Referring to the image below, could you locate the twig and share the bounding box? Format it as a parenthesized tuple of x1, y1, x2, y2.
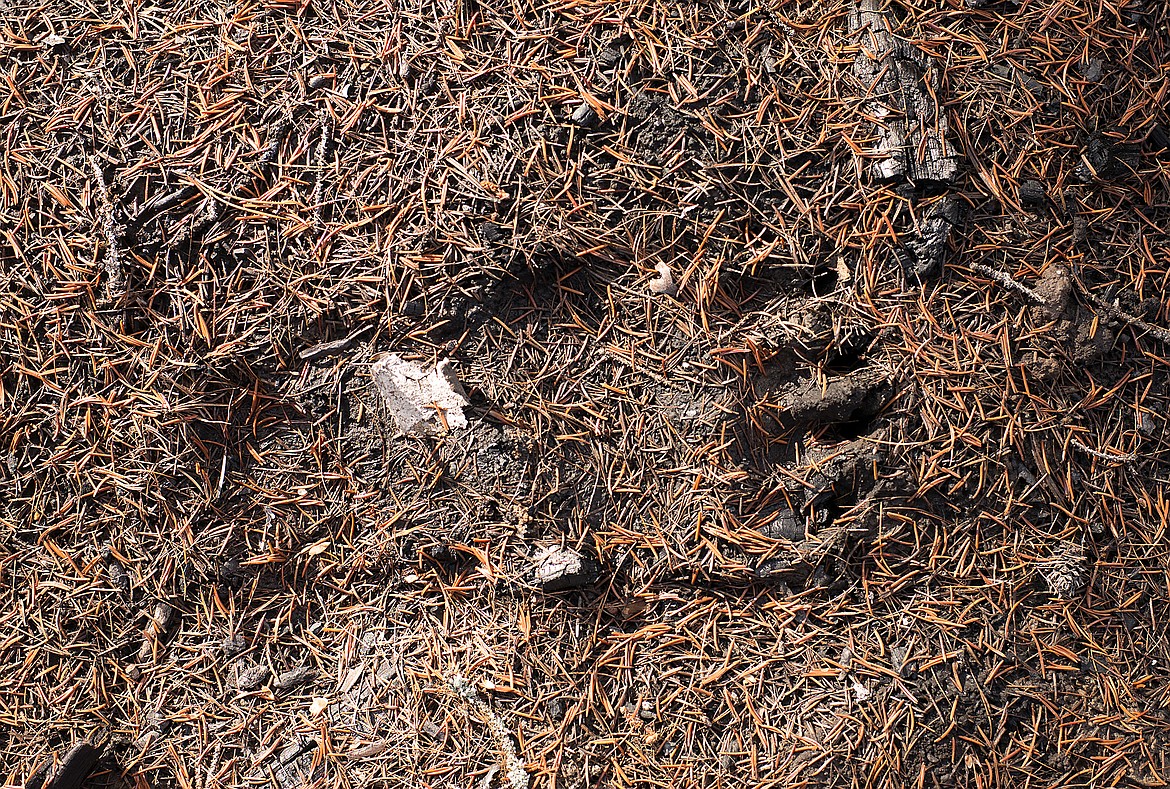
(88, 154, 125, 298)
(968, 262, 1046, 304)
(1077, 282, 1170, 344)
(1068, 437, 1137, 464)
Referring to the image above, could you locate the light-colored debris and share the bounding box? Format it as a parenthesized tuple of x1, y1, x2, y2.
(88, 154, 127, 300)
(103, 550, 130, 596)
(42, 33, 67, 51)
(852, 680, 871, 701)
(448, 675, 529, 789)
(1040, 547, 1087, 599)
(138, 601, 176, 661)
(345, 740, 388, 759)
(532, 546, 599, 591)
(371, 354, 469, 433)
(648, 262, 677, 296)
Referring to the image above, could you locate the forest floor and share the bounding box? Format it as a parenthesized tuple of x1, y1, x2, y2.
(2, 0, 1170, 787)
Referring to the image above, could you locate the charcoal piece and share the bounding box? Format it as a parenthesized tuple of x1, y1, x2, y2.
(46, 742, 102, 789)
(570, 102, 598, 128)
(596, 46, 621, 67)
(307, 74, 334, 92)
(758, 508, 804, 541)
(755, 556, 802, 579)
(1077, 59, 1103, 83)
(1074, 137, 1114, 181)
(1146, 125, 1170, 159)
(1073, 136, 1138, 181)
(902, 196, 962, 277)
(279, 739, 314, 765)
(1120, 1, 1153, 27)
(478, 221, 507, 243)
(851, 0, 960, 186)
(1019, 179, 1046, 206)
(26, 760, 51, 789)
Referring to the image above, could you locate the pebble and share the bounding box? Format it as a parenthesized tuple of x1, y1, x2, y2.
(570, 103, 598, 128)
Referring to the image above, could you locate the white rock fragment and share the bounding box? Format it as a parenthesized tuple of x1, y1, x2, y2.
(648, 262, 677, 296)
(533, 546, 599, 591)
(371, 354, 469, 433)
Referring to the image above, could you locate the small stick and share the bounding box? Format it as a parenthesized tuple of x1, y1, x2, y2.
(968, 262, 1045, 304)
(1077, 283, 1170, 344)
(88, 155, 125, 298)
(1068, 437, 1137, 464)
(312, 108, 333, 229)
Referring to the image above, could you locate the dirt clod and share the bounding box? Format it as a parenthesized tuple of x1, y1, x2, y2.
(780, 368, 890, 425)
(274, 667, 315, 691)
(237, 664, 270, 691)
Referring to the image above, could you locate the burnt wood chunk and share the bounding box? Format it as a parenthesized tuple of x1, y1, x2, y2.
(902, 195, 962, 276)
(850, 0, 959, 186)
(46, 742, 102, 789)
